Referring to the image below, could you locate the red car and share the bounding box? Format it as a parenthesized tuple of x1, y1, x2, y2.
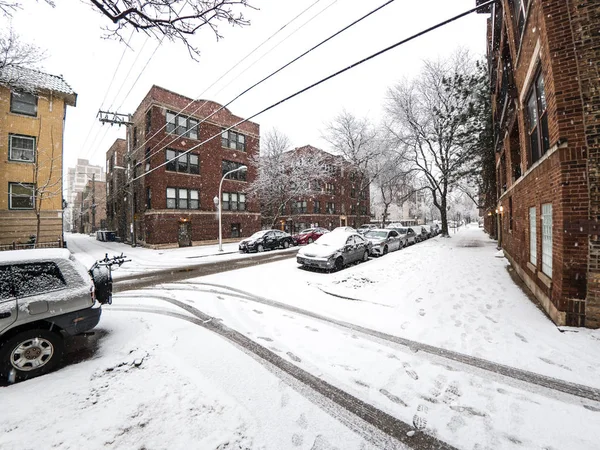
(292, 227, 329, 245)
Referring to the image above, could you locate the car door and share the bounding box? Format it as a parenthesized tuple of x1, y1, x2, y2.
(0, 265, 17, 334)
(352, 235, 367, 261)
(264, 231, 277, 250)
(388, 230, 400, 250)
(342, 236, 355, 263)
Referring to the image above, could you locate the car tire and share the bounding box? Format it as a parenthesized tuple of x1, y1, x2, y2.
(283, 240, 290, 249)
(308, 238, 313, 244)
(257, 244, 264, 252)
(0, 329, 64, 383)
(362, 251, 369, 262)
(383, 246, 388, 255)
(334, 257, 344, 271)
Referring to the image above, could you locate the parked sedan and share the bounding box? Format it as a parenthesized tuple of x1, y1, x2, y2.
(292, 227, 329, 245)
(239, 230, 293, 253)
(387, 226, 416, 246)
(364, 229, 402, 256)
(357, 224, 378, 234)
(412, 225, 428, 242)
(297, 231, 371, 271)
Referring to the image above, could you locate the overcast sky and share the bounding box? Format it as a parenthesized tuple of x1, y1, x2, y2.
(4, 0, 488, 174)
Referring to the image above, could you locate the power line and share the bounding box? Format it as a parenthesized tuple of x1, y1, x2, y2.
(130, 0, 328, 164)
(134, 0, 497, 183)
(136, 0, 389, 173)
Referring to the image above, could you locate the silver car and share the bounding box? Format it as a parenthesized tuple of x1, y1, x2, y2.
(297, 231, 371, 271)
(0, 249, 125, 383)
(364, 229, 402, 256)
(386, 225, 415, 246)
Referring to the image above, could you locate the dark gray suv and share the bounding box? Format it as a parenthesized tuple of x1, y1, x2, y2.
(0, 249, 124, 383)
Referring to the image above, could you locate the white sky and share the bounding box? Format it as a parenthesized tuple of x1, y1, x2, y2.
(3, 0, 488, 173)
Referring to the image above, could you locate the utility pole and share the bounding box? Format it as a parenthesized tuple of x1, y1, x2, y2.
(91, 172, 96, 233)
(97, 110, 136, 246)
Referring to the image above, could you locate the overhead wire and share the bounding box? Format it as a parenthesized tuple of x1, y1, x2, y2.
(130, 0, 328, 165)
(134, 0, 497, 184)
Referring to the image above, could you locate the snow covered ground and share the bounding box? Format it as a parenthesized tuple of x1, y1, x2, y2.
(3, 226, 600, 449)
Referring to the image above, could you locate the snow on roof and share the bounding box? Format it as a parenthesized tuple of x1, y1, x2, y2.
(0, 66, 77, 106)
(0, 248, 72, 264)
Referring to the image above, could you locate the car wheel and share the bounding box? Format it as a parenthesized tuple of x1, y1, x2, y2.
(0, 329, 64, 383)
(257, 244, 264, 252)
(308, 238, 313, 244)
(334, 257, 344, 271)
(283, 240, 290, 249)
(383, 246, 388, 255)
(362, 251, 369, 262)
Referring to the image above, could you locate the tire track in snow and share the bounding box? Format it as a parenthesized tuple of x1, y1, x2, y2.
(122, 281, 600, 404)
(106, 302, 455, 450)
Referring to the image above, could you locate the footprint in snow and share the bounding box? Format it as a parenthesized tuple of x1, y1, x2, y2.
(257, 336, 273, 342)
(415, 297, 423, 303)
(291, 433, 304, 446)
(305, 326, 319, 332)
(379, 388, 408, 407)
(418, 309, 426, 317)
(514, 332, 528, 343)
(401, 322, 410, 330)
(354, 379, 370, 388)
(412, 404, 428, 430)
(287, 352, 302, 363)
(252, 309, 263, 315)
(442, 381, 462, 404)
(403, 362, 419, 380)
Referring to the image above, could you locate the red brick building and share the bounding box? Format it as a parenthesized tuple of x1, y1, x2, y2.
(479, 0, 599, 327)
(105, 138, 127, 240)
(263, 145, 371, 234)
(109, 85, 261, 246)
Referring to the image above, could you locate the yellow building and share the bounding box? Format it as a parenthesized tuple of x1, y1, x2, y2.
(0, 67, 77, 247)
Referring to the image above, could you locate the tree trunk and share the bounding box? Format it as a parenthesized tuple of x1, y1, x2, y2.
(440, 196, 449, 237)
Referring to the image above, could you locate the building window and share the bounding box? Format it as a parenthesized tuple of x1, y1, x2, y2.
(350, 187, 356, 198)
(10, 91, 37, 116)
(133, 126, 138, 149)
(529, 206, 537, 266)
(511, 0, 528, 43)
(166, 111, 198, 139)
(541, 203, 552, 278)
(325, 183, 335, 195)
(222, 160, 247, 181)
(9, 183, 35, 209)
(326, 202, 335, 214)
(221, 129, 246, 151)
(145, 109, 152, 135)
(8, 135, 36, 162)
(351, 204, 356, 215)
(360, 205, 367, 215)
(231, 223, 241, 238)
(146, 187, 152, 209)
(222, 192, 246, 211)
(313, 200, 321, 214)
(166, 149, 199, 174)
(292, 200, 307, 214)
(145, 148, 151, 172)
(166, 187, 199, 210)
(359, 189, 367, 200)
(527, 70, 549, 165)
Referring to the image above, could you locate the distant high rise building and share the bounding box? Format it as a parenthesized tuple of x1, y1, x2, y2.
(65, 159, 105, 232)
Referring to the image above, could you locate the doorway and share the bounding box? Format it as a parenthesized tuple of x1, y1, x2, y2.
(178, 220, 192, 247)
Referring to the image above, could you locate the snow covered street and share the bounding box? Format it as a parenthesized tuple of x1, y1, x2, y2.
(3, 225, 600, 449)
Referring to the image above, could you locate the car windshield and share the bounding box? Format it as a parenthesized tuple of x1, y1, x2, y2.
(313, 232, 350, 247)
(299, 229, 314, 234)
(365, 230, 388, 239)
(249, 230, 269, 239)
(397, 228, 408, 233)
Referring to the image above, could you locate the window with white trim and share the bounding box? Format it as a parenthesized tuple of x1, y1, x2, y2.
(166, 149, 199, 174)
(9, 135, 36, 162)
(541, 203, 552, 277)
(222, 192, 246, 211)
(166, 111, 198, 139)
(529, 207, 537, 265)
(221, 129, 246, 151)
(527, 70, 549, 165)
(9, 183, 35, 209)
(166, 187, 199, 210)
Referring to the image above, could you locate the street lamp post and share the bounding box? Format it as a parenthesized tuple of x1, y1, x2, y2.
(216, 165, 247, 252)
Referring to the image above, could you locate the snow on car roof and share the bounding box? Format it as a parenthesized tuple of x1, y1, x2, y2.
(0, 248, 72, 264)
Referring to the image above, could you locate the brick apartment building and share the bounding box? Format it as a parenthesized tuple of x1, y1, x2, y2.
(479, 0, 600, 327)
(264, 145, 371, 234)
(108, 85, 261, 246)
(105, 138, 127, 239)
(75, 179, 106, 234)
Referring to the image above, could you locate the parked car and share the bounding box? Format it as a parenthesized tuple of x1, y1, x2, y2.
(292, 227, 329, 246)
(387, 225, 416, 246)
(364, 229, 403, 256)
(356, 224, 378, 234)
(0, 249, 126, 383)
(420, 224, 432, 239)
(331, 226, 357, 233)
(411, 225, 428, 242)
(428, 223, 440, 236)
(297, 231, 371, 271)
(238, 230, 294, 253)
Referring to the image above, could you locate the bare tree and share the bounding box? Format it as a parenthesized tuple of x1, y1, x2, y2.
(0, 28, 46, 91)
(248, 129, 330, 229)
(323, 110, 389, 212)
(90, 0, 255, 59)
(0, 0, 54, 17)
(385, 50, 482, 237)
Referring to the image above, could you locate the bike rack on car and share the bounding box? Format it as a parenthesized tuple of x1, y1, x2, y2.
(88, 253, 130, 305)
